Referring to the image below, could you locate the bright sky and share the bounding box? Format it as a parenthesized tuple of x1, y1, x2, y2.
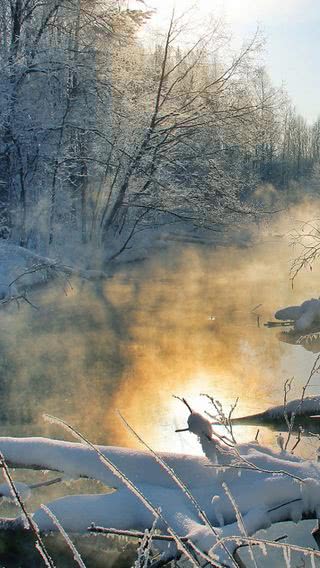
(132, 0, 320, 123)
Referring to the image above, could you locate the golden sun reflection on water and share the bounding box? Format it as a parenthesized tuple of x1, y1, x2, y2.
(110, 347, 283, 456)
(106, 204, 320, 456)
(1, 201, 320, 460)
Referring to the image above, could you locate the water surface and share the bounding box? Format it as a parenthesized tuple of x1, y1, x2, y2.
(1, 224, 320, 460)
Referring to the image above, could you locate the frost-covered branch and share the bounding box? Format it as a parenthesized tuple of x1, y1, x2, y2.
(0, 453, 55, 568)
(1, 403, 320, 566)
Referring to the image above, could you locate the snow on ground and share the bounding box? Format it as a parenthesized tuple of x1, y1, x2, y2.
(1, 411, 320, 565)
(0, 240, 108, 299)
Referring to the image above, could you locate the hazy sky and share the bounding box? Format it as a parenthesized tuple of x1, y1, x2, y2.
(136, 0, 320, 123)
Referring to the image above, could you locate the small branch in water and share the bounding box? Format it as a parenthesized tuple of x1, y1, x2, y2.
(251, 304, 262, 313)
(251, 304, 262, 328)
(29, 476, 63, 490)
(264, 321, 293, 328)
(291, 426, 304, 454)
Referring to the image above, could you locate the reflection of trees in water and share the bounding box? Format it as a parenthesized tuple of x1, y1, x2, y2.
(0, 277, 140, 440)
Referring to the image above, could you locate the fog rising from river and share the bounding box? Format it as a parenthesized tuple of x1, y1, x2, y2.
(1, 200, 320, 456)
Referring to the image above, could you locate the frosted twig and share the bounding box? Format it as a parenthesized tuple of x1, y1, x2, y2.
(211, 534, 320, 564)
(41, 504, 86, 568)
(233, 533, 287, 566)
(173, 395, 193, 413)
(202, 394, 238, 445)
(134, 517, 158, 568)
(222, 482, 258, 568)
(88, 526, 188, 542)
(89, 526, 228, 568)
(206, 448, 305, 482)
(0, 453, 55, 568)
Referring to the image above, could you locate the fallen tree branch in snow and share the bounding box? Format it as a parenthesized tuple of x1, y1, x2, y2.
(88, 525, 188, 542)
(1, 399, 320, 566)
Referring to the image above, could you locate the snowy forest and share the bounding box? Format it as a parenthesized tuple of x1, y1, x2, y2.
(2, 1, 320, 567)
(1, 0, 320, 256)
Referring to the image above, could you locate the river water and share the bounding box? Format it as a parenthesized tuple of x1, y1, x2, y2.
(1, 218, 320, 461)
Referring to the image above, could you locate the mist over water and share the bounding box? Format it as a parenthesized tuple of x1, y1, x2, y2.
(1, 200, 320, 457)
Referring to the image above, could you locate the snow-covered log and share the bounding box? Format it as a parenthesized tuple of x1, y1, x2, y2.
(1, 411, 320, 565)
(228, 395, 320, 425)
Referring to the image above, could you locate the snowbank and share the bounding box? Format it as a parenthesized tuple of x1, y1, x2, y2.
(0, 241, 108, 299)
(0, 423, 320, 565)
(275, 298, 320, 332)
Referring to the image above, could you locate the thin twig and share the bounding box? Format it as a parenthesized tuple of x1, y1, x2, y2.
(41, 505, 86, 568)
(0, 453, 55, 568)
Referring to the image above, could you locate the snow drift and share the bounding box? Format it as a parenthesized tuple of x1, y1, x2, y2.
(0, 410, 320, 565)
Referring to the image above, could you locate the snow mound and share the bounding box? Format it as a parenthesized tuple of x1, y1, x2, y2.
(275, 298, 320, 332)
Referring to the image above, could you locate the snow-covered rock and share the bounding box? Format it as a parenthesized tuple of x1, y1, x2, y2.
(275, 298, 320, 332)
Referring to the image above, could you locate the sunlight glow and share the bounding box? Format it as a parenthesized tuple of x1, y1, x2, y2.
(142, 0, 304, 27)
